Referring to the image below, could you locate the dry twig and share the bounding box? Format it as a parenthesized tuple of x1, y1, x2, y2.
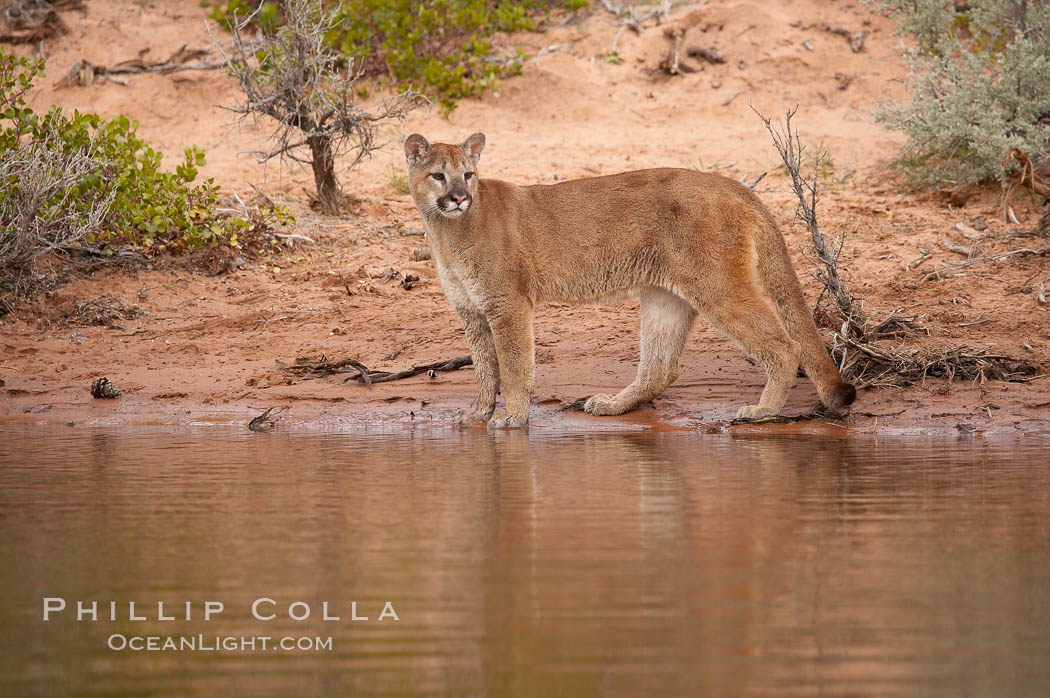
(920, 244, 1050, 283)
(0, 120, 116, 309)
(248, 406, 288, 431)
(753, 106, 1037, 389)
(280, 355, 473, 386)
(57, 46, 226, 88)
(941, 233, 974, 257)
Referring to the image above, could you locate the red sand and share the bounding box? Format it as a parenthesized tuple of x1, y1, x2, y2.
(2, 1, 1048, 436)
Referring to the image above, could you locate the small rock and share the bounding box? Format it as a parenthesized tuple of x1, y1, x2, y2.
(410, 246, 431, 262)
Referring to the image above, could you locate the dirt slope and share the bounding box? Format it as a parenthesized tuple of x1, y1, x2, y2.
(2, 0, 1048, 436)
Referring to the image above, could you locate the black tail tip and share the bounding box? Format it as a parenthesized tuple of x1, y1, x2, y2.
(828, 381, 857, 409)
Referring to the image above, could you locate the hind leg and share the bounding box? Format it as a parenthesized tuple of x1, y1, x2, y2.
(584, 288, 695, 416)
(699, 294, 802, 419)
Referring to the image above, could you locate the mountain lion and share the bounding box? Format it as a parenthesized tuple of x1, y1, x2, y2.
(405, 132, 856, 428)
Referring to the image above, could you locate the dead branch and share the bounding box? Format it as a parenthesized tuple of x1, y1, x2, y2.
(831, 337, 1039, 389)
(1002, 149, 1050, 224)
(248, 405, 287, 431)
(279, 355, 473, 387)
(212, 0, 423, 215)
(752, 105, 871, 335)
(941, 233, 974, 257)
(741, 170, 767, 189)
(902, 248, 933, 271)
(920, 244, 1050, 282)
(601, 0, 667, 32)
(722, 90, 744, 106)
(280, 355, 373, 386)
(752, 106, 1037, 390)
(0, 119, 116, 308)
(57, 46, 226, 88)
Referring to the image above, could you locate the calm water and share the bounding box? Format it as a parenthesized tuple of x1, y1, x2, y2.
(1, 426, 1049, 697)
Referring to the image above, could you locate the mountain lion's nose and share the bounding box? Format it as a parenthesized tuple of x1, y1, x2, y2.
(450, 192, 468, 204)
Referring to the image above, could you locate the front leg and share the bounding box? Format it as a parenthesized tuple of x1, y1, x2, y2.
(486, 302, 534, 428)
(453, 306, 500, 425)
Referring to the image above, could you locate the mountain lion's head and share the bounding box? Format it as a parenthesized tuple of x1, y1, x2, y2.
(404, 132, 485, 219)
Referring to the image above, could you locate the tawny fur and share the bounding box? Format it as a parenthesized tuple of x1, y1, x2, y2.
(405, 132, 856, 428)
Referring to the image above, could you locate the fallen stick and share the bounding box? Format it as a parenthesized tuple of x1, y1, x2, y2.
(902, 248, 933, 271)
(272, 233, 316, 244)
(248, 406, 287, 431)
(941, 233, 974, 257)
(362, 356, 473, 384)
(722, 90, 744, 106)
(57, 45, 227, 88)
(280, 356, 373, 386)
(920, 244, 1050, 283)
(280, 355, 473, 387)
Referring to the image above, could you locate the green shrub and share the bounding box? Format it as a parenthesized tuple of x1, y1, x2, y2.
(870, 0, 1050, 188)
(209, 0, 588, 110)
(205, 0, 281, 35)
(1, 49, 283, 254)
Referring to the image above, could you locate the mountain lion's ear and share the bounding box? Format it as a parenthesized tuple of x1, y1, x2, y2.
(462, 132, 485, 163)
(405, 134, 431, 164)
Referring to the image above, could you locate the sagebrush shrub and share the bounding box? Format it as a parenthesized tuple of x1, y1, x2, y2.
(871, 0, 1050, 188)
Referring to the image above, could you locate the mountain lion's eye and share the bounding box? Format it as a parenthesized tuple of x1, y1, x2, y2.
(464, 172, 474, 180)
(431, 173, 445, 181)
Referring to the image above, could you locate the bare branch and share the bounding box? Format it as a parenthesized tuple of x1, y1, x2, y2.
(0, 118, 116, 307)
(749, 106, 1035, 390)
(751, 104, 867, 335)
(212, 0, 424, 215)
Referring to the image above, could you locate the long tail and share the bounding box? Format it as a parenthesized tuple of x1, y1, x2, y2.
(750, 212, 857, 410)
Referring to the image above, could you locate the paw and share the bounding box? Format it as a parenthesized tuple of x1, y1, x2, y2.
(487, 410, 528, 428)
(453, 408, 493, 426)
(735, 405, 779, 420)
(583, 394, 622, 416)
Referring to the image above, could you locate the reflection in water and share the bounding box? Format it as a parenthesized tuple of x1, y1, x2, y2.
(1, 427, 1049, 696)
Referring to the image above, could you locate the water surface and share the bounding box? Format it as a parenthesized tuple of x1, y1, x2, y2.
(1, 427, 1049, 696)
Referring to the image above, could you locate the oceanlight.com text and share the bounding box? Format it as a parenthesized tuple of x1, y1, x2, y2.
(107, 634, 333, 652)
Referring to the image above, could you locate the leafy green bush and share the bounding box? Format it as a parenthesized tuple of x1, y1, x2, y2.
(1, 49, 281, 254)
(870, 0, 1050, 188)
(205, 0, 281, 35)
(209, 0, 587, 109)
